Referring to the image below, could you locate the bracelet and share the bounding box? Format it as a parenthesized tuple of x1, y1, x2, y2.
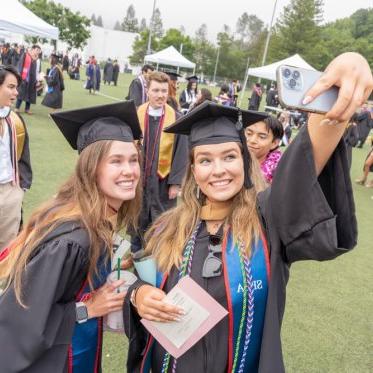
(130, 287, 140, 308)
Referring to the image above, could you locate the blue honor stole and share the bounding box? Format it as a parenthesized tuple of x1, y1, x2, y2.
(69, 258, 111, 373)
(140, 231, 270, 373)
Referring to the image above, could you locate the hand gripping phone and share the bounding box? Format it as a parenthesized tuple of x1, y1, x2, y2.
(276, 65, 339, 114)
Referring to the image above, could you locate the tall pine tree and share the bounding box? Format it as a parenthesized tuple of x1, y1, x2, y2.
(270, 0, 324, 66)
(122, 4, 139, 33)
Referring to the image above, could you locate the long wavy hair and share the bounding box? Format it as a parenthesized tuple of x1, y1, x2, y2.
(0, 140, 142, 305)
(145, 145, 267, 273)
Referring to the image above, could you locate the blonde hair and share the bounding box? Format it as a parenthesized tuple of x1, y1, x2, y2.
(0, 140, 142, 305)
(145, 146, 267, 273)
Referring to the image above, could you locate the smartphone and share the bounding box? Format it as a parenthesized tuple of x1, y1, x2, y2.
(276, 65, 339, 114)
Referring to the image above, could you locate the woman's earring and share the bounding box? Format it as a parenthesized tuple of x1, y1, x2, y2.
(196, 186, 200, 199)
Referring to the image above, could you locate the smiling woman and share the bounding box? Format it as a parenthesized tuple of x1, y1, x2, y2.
(0, 101, 143, 372)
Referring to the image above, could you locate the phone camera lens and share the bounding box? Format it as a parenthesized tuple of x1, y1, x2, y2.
(289, 79, 297, 88)
(283, 68, 291, 78)
(292, 70, 300, 79)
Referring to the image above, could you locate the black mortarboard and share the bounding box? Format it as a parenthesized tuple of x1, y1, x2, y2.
(165, 71, 181, 81)
(186, 75, 198, 82)
(50, 101, 142, 153)
(164, 101, 268, 188)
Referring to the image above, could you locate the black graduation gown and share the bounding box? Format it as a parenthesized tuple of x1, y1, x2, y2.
(343, 125, 359, 169)
(112, 64, 120, 85)
(41, 67, 64, 109)
(17, 53, 37, 104)
(127, 78, 145, 107)
(356, 111, 372, 147)
(0, 222, 90, 373)
(103, 62, 114, 83)
(139, 113, 188, 230)
(248, 91, 262, 111)
(124, 125, 357, 372)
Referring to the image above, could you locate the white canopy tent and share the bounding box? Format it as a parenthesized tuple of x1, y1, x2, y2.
(247, 54, 315, 81)
(0, 0, 59, 40)
(239, 54, 316, 106)
(144, 46, 196, 72)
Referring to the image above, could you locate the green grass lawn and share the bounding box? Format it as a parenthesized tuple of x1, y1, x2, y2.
(22, 72, 372, 372)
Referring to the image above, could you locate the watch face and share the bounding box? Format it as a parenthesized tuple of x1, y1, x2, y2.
(76, 305, 88, 321)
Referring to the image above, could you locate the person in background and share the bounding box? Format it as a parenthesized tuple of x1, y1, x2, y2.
(265, 82, 279, 111)
(103, 58, 113, 85)
(126, 64, 155, 107)
(15, 44, 41, 115)
(355, 146, 373, 187)
(112, 60, 120, 86)
(248, 82, 263, 111)
(246, 116, 284, 183)
(179, 75, 198, 110)
(344, 113, 359, 169)
(165, 71, 181, 112)
(62, 52, 69, 72)
(215, 84, 232, 106)
(130, 71, 188, 253)
(278, 111, 292, 146)
(355, 104, 373, 148)
(41, 53, 64, 111)
(0, 101, 142, 372)
(85, 56, 101, 95)
(228, 79, 241, 107)
(189, 88, 213, 111)
(0, 65, 32, 252)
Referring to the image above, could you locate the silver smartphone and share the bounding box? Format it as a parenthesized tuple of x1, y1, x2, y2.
(276, 65, 339, 114)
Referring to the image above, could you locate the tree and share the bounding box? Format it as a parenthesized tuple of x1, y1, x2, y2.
(158, 28, 195, 61)
(139, 18, 147, 33)
(22, 0, 91, 49)
(121, 4, 139, 33)
(236, 13, 264, 44)
(269, 0, 324, 66)
(91, 14, 97, 25)
(193, 24, 216, 76)
(96, 15, 103, 27)
(114, 21, 122, 31)
(129, 29, 159, 65)
(152, 8, 164, 38)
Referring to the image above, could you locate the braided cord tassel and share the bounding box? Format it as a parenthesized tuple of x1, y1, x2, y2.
(231, 242, 248, 372)
(161, 222, 201, 373)
(237, 241, 254, 373)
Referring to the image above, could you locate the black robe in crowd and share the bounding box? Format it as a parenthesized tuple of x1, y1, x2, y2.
(248, 90, 262, 111)
(356, 111, 372, 147)
(103, 61, 113, 84)
(17, 53, 38, 104)
(343, 124, 359, 169)
(130, 113, 188, 252)
(0, 222, 90, 373)
(127, 78, 145, 107)
(124, 125, 357, 372)
(41, 67, 64, 109)
(112, 63, 120, 86)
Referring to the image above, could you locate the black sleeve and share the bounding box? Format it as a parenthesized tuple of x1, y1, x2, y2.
(123, 279, 150, 372)
(0, 239, 88, 372)
(18, 120, 32, 190)
(128, 79, 143, 107)
(168, 132, 189, 185)
(269, 125, 357, 263)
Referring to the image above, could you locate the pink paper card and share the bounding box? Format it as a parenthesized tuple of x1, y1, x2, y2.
(141, 276, 228, 359)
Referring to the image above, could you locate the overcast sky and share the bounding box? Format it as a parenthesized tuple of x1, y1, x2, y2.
(56, 0, 372, 41)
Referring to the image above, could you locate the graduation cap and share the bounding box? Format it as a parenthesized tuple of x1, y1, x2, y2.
(164, 101, 268, 188)
(50, 101, 142, 153)
(164, 70, 181, 81)
(186, 75, 198, 82)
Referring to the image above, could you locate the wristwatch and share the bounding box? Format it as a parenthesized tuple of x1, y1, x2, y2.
(75, 302, 88, 324)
